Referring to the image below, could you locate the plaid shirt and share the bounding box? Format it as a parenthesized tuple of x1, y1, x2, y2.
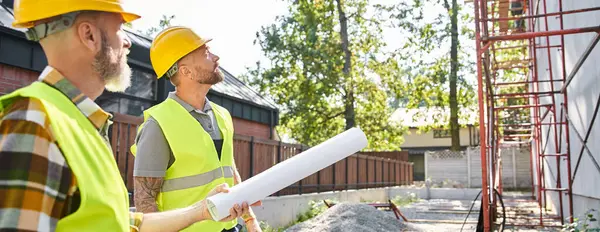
(0, 66, 143, 231)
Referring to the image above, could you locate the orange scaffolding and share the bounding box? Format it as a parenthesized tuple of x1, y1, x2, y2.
(472, 0, 600, 231)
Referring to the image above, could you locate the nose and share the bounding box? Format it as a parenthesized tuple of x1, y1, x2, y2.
(123, 33, 132, 49)
(212, 53, 220, 62)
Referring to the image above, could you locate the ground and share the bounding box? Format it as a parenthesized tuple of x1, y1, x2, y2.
(397, 192, 563, 232)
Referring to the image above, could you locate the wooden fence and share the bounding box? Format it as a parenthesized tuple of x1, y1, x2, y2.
(109, 113, 413, 198)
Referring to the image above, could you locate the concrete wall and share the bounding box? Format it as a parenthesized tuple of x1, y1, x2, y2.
(531, 0, 600, 222)
(402, 127, 476, 147)
(250, 187, 480, 228)
(425, 146, 532, 189)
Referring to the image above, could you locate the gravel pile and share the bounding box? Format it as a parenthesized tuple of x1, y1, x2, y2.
(285, 203, 406, 232)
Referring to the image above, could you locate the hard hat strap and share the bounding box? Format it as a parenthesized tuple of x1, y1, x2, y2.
(165, 64, 178, 79)
(25, 12, 80, 41)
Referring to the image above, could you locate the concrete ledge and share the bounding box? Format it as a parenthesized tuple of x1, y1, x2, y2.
(251, 187, 481, 228)
(429, 188, 481, 200)
(251, 188, 392, 228)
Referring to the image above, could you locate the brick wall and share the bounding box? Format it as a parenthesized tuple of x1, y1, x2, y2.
(232, 117, 272, 139)
(0, 64, 38, 94)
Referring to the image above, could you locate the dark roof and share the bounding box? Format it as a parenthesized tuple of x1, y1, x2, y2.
(0, 5, 278, 111)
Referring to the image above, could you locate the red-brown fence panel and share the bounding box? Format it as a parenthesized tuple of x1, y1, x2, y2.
(109, 113, 414, 199)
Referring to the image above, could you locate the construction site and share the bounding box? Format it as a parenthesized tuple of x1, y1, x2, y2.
(0, 0, 598, 231)
(469, 0, 600, 230)
(250, 0, 600, 231)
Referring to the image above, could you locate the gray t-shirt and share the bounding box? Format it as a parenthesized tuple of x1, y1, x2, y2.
(133, 92, 221, 177)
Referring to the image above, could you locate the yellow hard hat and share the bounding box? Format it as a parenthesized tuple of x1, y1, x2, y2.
(150, 26, 212, 79)
(12, 0, 141, 28)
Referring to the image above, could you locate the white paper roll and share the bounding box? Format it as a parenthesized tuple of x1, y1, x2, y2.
(206, 127, 368, 221)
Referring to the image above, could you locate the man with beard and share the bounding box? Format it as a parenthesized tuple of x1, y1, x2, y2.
(0, 1, 246, 231)
(130, 26, 262, 232)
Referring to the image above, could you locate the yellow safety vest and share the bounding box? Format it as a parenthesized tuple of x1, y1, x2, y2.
(131, 98, 237, 232)
(0, 82, 130, 231)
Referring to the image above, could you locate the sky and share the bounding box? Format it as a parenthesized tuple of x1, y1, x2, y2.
(127, 0, 290, 77)
(126, 0, 473, 79)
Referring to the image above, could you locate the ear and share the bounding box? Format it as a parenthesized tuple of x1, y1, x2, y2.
(179, 64, 194, 79)
(76, 22, 101, 53)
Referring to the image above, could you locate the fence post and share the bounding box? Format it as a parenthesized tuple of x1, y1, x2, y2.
(402, 162, 406, 185)
(512, 147, 517, 189)
(298, 145, 303, 195)
(409, 163, 413, 184)
(406, 162, 409, 185)
(345, 157, 349, 191)
(388, 160, 392, 186)
(249, 136, 254, 178)
(356, 155, 360, 189)
(332, 161, 336, 192)
(276, 141, 282, 196)
(381, 159, 384, 187)
(366, 157, 369, 189)
(467, 148, 472, 188)
(373, 157, 377, 188)
(317, 170, 321, 193)
(394, 161, 397, 185)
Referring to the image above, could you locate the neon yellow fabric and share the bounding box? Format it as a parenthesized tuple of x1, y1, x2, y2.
(0, 82, 130, 231)
(131, 98, 237, 231)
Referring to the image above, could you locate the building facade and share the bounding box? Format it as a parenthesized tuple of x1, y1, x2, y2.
(391, 107, 480, 181)
(0, 1, 279, 140)
(531, 0, 600, 221)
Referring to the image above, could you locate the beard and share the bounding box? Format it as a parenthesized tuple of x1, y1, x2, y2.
(93, 31, 132, 92)
(195, 65, 224, 85)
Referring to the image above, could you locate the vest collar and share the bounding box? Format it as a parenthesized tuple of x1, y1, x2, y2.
(37, 66, 112, 132)
(167, 91, 213, 114)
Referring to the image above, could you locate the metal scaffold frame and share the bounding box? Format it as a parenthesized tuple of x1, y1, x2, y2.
(472, 0, 600, 231)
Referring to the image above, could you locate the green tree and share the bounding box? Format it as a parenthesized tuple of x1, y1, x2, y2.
(246, 0, 404, 151)
(378, 0, 476, 151)
(140, 15, 175, 37)
(447, 0, 460, 150)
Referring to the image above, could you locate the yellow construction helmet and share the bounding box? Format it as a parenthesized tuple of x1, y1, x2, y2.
(150, 26, 212, 79)
(12, 0, 141, 28)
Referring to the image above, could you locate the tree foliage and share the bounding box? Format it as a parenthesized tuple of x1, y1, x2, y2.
(140, 15, 175, 37)
(246, 0, 404, 151)
(377, 0, 477, 149)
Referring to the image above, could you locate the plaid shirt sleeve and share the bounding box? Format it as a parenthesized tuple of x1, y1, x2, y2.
(0, 97, 142, 232)
(0, 97, 75, 231)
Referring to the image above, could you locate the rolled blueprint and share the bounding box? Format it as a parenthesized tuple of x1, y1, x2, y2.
(206, 127, 368, 221)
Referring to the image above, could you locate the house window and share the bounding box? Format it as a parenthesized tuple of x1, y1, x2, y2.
(433, 129, 451, 138)
(124, 68, 157, 100)
(96, 66, 157, 117)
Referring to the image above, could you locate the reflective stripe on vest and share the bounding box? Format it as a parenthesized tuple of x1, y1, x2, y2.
(0, 82, 130, 231)
(132, 98, 238, 232)
(162, 166, 235, 192)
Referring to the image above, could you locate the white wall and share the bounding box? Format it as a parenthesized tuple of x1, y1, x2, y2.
(531, 0, 600, 222)
(425, 146, 532, 189)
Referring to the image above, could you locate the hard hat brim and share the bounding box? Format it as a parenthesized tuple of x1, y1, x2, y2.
(121, 12, 141, 23)
(12, 10, 142, 28)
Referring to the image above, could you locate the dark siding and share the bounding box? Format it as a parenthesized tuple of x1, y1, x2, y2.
(0, 34, 41, 71)
(0, 4, 278, 128)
